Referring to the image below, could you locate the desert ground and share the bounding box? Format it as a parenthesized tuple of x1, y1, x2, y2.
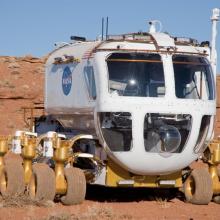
(0, 56, 219, 220)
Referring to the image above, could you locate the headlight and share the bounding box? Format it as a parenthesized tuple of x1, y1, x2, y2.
(159, 125, 181, 153)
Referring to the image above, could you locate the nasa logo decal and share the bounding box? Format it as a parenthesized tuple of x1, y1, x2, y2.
(62, 66, 72, 95)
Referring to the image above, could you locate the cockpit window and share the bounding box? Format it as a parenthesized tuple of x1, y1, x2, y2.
(173, 55, 214, 100)
(107, 53, 165, 97)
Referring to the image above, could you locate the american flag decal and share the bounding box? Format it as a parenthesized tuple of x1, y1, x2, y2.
(82, 49, 94, 59)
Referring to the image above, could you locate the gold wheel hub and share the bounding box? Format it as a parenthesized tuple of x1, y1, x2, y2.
(185, 176, 195, 198)
(29, 174, 37, 199)
(0, 171, 7, 193)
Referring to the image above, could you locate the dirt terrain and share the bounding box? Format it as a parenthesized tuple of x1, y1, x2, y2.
(0, 56, 220, 220)
(0, 56, 45, 135)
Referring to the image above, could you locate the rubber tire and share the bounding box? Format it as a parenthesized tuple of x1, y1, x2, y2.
(61, 167, 86, 205)
(184, 168, 213, 205)
(4, 152, 23, 165)
(0, 159, 25, 197)
(29, 163, 55, 201)
(213, 168, 220, 204)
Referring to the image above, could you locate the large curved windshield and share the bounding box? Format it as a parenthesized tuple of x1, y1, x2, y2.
(173, 55, 214, 100)
(107, 53, 165, 97)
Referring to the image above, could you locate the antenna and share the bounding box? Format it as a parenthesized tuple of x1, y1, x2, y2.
(101, 17, 104, 41)
(106, 16, 109, 40)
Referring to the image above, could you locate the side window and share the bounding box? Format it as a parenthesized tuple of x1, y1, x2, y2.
(84, 66, 97, 100)
(173, 55, 214, 100)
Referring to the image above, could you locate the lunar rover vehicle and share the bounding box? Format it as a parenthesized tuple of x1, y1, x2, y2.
(0, 8, 219, 205)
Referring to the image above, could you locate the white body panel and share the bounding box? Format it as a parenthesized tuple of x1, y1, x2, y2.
(45, 41, 100, 114)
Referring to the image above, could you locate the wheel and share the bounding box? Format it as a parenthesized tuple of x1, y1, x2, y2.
(28, 163, 55, 201)
(4, 151, 23, 164)
(184, 168, 213, 205)
(213, 195, 220, 204)
(61, 167, 86, 205)
(213, 168, 220, 204)
(0, 159, 25, 197)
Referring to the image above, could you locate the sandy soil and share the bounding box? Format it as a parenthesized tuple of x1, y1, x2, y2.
(0, 187, 220, 220)
(0, 56, 219, 220)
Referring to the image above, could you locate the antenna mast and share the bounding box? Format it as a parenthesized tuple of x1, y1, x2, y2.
(106, 17, 109, 40)
(101, 17, 104, 41)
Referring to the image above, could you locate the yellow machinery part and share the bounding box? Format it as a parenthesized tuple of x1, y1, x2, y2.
(206, 139, 220, 195)
(54, 139, 69, 195)
(0, 137, 8, 174)
(209, 165, 220, 194)
(21, 137, 36, 185)
(207, 139, 220, 164)
(106, 159, 182, 188)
